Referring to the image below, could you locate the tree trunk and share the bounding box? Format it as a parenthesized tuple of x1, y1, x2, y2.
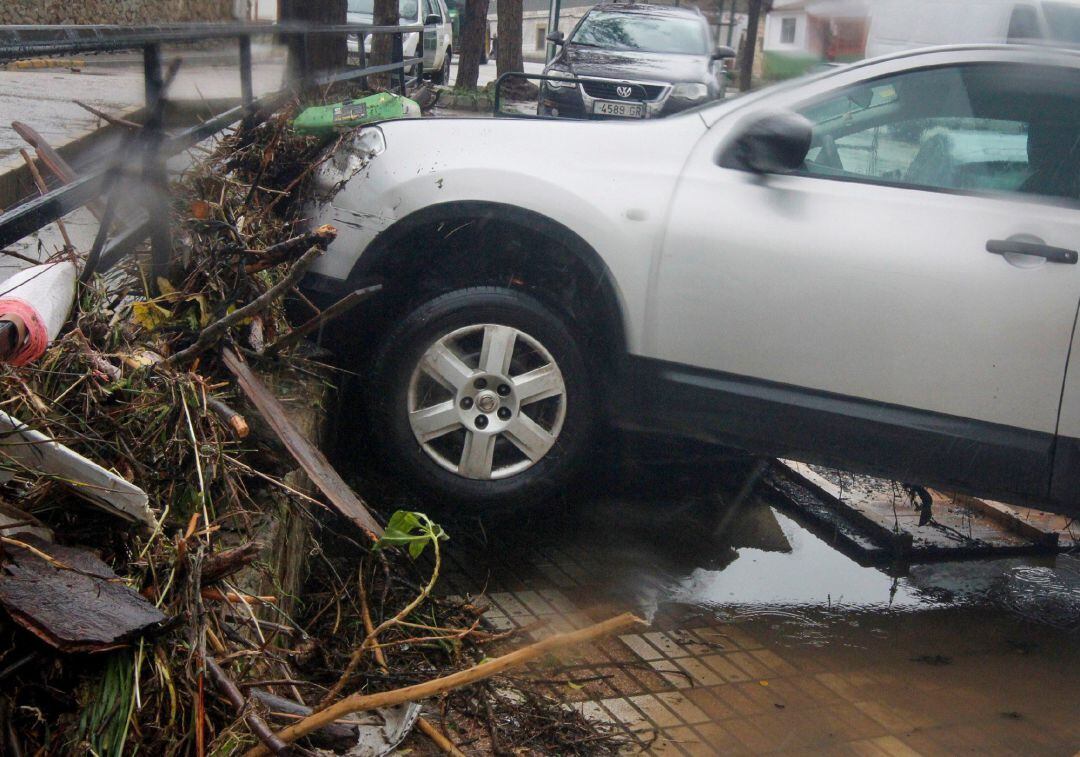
(738, 0, 763, 92)
(370, 0, 400, 89)
(496, 0, 523, 78)
(279, 0, 348, 84)
(454, 0, 490, 90)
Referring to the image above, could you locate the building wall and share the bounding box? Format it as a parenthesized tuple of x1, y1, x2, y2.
(489, 7, 590, 61)
(0, 0, 237, 25)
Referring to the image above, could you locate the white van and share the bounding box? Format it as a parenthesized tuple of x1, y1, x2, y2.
(865, 0, 1080, 58)
(347, 0, 454, 84)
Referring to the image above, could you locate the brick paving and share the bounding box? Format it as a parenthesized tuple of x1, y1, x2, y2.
(441, 485, 1080, 756)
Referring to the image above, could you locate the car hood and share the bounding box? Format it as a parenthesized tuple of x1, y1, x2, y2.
(560, 45, 711, 84)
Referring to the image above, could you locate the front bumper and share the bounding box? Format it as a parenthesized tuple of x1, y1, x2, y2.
(538, 77, 706, 120)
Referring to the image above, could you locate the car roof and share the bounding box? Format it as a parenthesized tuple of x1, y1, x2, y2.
(696, 43, 1080, 126)
(589, 2, 705, 20)
(831, 42, 1080, 77)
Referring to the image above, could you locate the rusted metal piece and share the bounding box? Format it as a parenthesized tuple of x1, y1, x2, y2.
(0, 535, 166, 652)
(222, 347, 383, 538)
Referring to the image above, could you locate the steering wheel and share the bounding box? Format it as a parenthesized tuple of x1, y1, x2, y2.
(817, 134, 844, 170)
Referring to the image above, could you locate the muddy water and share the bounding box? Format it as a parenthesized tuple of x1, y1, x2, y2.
(443, 441, 1080, 753)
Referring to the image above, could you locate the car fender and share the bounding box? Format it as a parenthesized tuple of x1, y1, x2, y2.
(307, 116, 707, 352)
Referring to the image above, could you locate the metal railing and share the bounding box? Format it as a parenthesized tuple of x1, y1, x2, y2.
(0, 22, 426, 284)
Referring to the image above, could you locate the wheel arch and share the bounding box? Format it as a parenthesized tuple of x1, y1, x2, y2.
(348, 200, 630, 375)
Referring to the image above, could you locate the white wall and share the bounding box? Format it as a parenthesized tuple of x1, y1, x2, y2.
(763, 10, 808, 52)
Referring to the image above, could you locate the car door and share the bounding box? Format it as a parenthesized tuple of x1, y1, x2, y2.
(422, 0, 441, 69)
(650, 58, 1080, 502)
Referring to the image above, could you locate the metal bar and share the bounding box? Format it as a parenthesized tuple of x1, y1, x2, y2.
(141, 43, 171, 288)
(0, 22, 425, 63)
(392, 31, 406, 96)
(358, 31, 369, 89)
(546, 0, 562, 63)
(0, 26, 423, 249)
(238, 35, 253, 108)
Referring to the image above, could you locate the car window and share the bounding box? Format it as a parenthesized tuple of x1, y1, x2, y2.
(571, 11, 710, 55)
(424, 0, 441, 21)
(348, 0, 419, 21)
(797, 64, 1080, 201)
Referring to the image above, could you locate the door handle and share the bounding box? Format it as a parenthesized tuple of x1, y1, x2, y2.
(986, 239, 1078, 264)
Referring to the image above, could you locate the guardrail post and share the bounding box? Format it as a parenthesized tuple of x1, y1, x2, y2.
(392, 31, 406, 95)
(239, 35, 254, 109)
(142, 43, 171, 292)
(358, 31, 369, 89)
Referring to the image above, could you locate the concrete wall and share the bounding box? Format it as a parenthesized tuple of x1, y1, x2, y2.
(0, 0, 236, 26)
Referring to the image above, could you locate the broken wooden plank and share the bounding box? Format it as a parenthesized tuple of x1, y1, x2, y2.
(222, 347, 383, 538)
(774, 459, 1057, 561)
(776, 460, 913, 556)
(0, 410, 156, 527)
(0, 534, 166, 653)
(929, 489, 1059, 549)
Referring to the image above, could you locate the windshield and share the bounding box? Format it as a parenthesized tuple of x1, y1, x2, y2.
(1043, 2, 1080, 43)
(570, 11, 710, 55)
(347, 0, 419, 21)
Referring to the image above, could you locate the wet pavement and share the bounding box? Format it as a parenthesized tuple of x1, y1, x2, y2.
(438, 439, 1080, 754)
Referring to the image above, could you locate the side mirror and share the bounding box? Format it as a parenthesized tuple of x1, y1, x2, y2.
(717, 110, 813, 174)
(546, 30, 565, 45)
(424, 13, 441, 24)
(711, 45, 736, 60)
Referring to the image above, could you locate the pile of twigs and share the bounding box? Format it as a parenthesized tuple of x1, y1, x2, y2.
(0, 105, 633, 755)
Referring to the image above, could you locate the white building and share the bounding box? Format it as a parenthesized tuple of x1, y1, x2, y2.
(762, 0, 869, 78)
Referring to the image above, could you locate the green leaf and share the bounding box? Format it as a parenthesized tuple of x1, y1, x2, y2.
(373, 510, 448, 558)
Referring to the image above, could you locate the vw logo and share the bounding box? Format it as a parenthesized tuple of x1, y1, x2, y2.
(616, 85, 633, 98)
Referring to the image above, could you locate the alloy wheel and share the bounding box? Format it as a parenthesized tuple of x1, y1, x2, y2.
(407, 323, 567, 480)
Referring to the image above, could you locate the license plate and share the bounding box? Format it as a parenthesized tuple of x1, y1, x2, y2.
(593, 99, 644, 118)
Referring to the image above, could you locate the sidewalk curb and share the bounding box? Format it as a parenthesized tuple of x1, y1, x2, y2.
(3, 58, 87, 70)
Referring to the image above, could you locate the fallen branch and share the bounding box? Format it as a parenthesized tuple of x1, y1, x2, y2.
(73, 100, 142, 130)
(244, 612, 646, 756)
(200, 542, 261, 585)
(265, 285, 380, 356)
(208, 398, 250, 439)
(205, 657, 291, 755)
(243, 226, 337, 274)
(20, 149, 73, 250)
(166, 244, 324, 366)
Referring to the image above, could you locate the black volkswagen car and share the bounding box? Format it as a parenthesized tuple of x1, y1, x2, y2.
(538, 3, 733, 119)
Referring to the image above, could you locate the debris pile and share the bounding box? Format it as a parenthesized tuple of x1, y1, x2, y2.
(0, 103, 638, 754)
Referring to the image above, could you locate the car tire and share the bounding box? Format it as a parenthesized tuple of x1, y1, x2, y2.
(369, 287, 595, 512)
(432, 48, 451, 84)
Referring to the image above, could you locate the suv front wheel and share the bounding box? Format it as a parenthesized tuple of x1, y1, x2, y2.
(370, 287, 595, 510)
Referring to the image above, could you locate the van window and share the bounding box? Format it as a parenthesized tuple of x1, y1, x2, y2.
(1007, 6, 1041, 41)
(797, 64, 1080, 201)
